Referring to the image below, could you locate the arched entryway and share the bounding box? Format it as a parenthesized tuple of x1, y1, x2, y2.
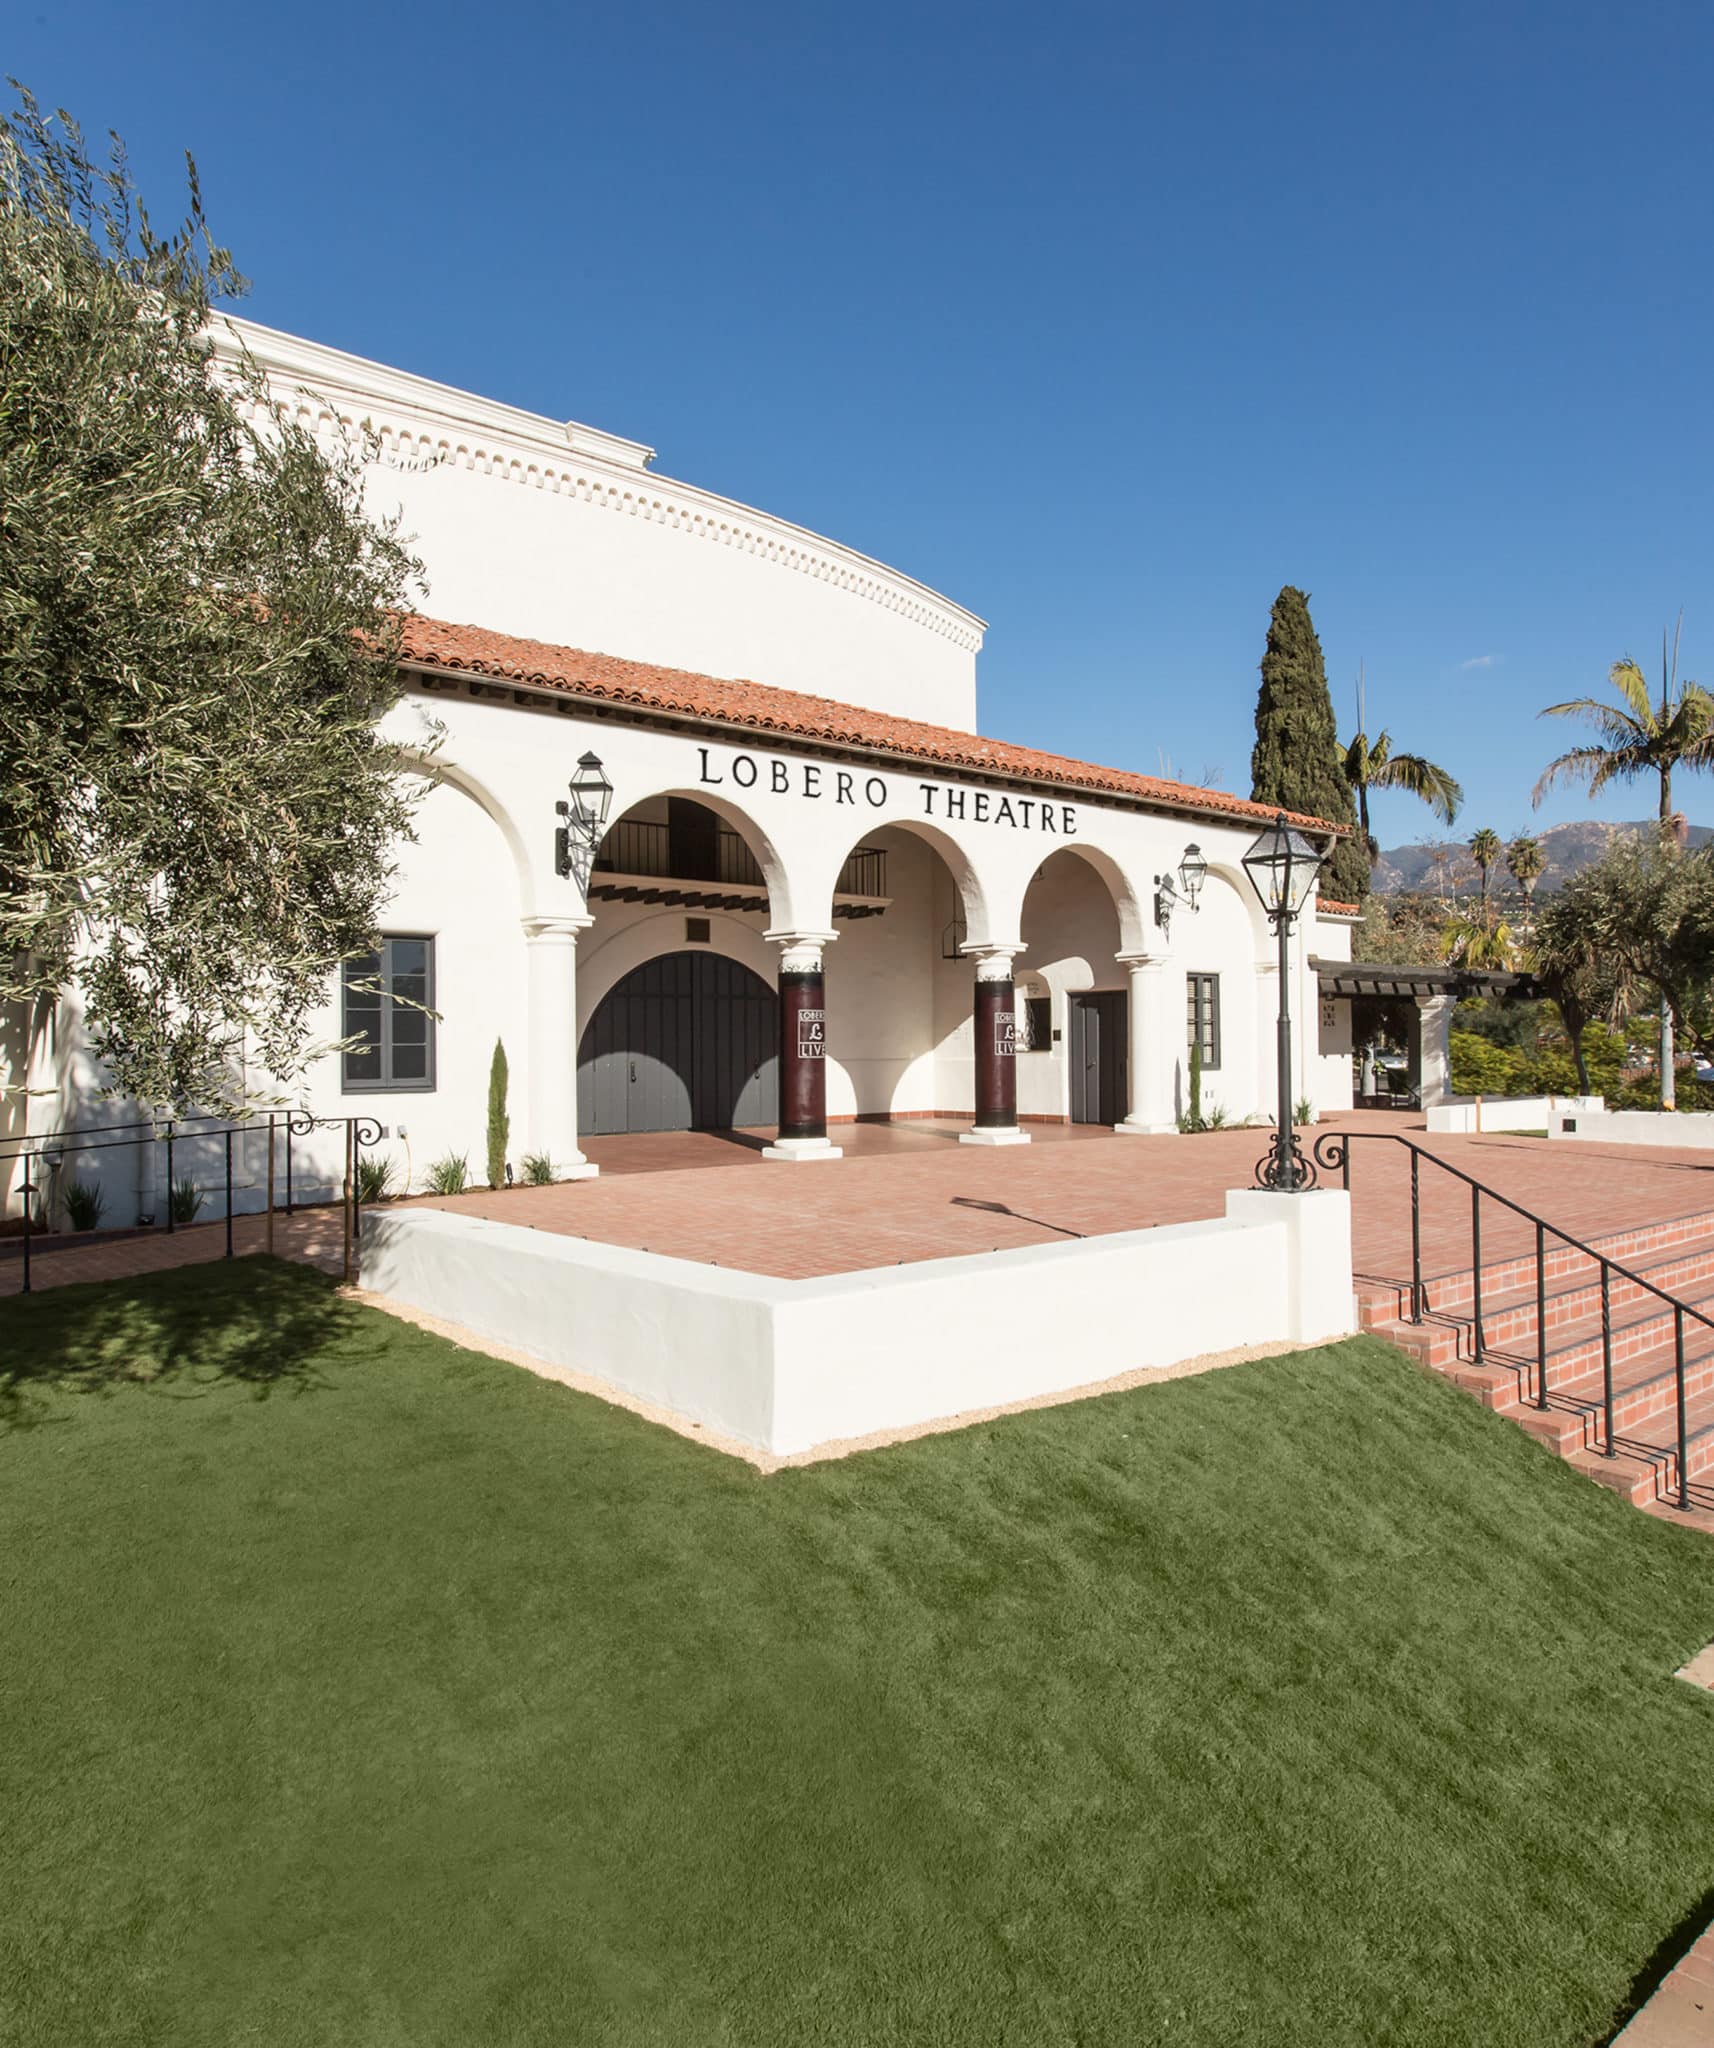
(576, 954, 779, 1135)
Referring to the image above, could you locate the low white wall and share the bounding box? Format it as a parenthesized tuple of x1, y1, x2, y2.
(1428, 1094, 1602, 1135)
(362, 1190, 1353, 1457)
(1550, 1107, 1714, 1149)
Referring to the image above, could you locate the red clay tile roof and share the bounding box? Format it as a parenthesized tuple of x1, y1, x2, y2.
(397, 614, 1346, 835)
(1316, 898, 1363, 916)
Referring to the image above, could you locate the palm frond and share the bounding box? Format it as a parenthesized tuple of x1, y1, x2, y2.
(1368, 751, 1463, 823)
(1539, 698, 1651, 749)
(1532, 746, 1647, 807)
(1607, 658, 1656, 730)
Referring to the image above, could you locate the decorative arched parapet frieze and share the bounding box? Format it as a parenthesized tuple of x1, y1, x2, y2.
(215, 318, 985, 656)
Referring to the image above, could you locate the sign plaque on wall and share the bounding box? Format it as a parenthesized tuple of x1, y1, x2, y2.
(798, 1009, 826, 1059)
(994, 1011, 1016, 1058)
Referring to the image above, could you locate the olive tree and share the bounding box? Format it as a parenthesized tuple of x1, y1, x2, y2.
(1, 88, 425, 1110)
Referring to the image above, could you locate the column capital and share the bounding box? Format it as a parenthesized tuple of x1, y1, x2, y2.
(521, 914, 594, 943)
(765, 928, 837, 974)
(961, 941, 1025, 980)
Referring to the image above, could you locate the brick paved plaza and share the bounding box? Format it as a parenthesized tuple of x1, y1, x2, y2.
(10, 1111, 1714, 1297)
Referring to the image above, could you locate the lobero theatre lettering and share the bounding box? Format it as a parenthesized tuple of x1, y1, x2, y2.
(696, 747, 1076, 835)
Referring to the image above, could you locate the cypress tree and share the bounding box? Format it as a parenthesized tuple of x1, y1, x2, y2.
(486, 1039, 510, 1189)
(1249, 586, 1369, 903)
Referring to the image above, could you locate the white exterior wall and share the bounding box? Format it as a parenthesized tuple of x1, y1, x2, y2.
(222, 318, 984, 734)
(248, 689, 1294, 1173)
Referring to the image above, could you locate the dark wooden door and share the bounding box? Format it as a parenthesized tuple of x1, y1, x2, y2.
(1068, 991, 1128, 1125)
(577, 953, 779, 1135)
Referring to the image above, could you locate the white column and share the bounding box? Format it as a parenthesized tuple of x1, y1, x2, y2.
(1114, 952, 1181, 1134)
(523, 916, 599, 1181)
(1418, 994, 1456, 1109)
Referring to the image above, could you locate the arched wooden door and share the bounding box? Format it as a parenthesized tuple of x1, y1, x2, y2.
(576, 953, 779, 1135)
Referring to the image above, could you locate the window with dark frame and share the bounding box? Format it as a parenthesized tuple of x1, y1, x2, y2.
(343, 936, 435, 1092)
(1024, 995, 1052, 1050)
(1186, 972, 1221, 1070)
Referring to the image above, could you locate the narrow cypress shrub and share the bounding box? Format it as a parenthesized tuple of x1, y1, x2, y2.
(486, 1039, 510, 1189)
(1249, 586, 1369, 903)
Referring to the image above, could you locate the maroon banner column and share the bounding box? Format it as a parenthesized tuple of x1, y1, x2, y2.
(763, 935, 843, 1162)
(961, 950, 1031, 1147)
(778, 966, 828, 1140)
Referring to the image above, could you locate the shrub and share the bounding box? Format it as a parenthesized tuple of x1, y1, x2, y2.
(1294, 1096, 1314, 1128)
(355, 1152, 397, 1205)
(169, 1177, 204, 1225)
(521, 1152, 555, 1186)
(424, 1152, 469, 1196)
(61, 1178, 106, 1231)
(486, 1039, 510, 1189)
(1449, 1031, 1527, 1097)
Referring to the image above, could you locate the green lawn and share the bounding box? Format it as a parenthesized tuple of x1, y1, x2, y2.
(3, 1262, 1713, 2047)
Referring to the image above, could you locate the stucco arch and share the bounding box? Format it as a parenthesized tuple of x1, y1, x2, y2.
(577, 910, 777, 1032)
(804, 814, 998, 945)
(1039, 838, 1152, 957)
(1196, 861, 1274, 962)
(591, 784, 797, 930)
(401, 751, 536, 908)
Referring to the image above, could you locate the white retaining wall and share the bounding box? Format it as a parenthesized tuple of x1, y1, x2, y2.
(1550, 1107, 1714, 1149)
(361, 1189, 1354, 1456)
(1427, 1094, 1603, 1135)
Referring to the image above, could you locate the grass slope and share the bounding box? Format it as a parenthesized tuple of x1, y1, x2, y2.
(2, 1260, 1713, 2047)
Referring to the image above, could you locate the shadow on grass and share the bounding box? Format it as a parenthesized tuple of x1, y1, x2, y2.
(1598, 1879, 1714, 2043)
(0, 1257, 353, 1431)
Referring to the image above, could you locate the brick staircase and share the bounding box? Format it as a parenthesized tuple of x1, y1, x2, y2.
(1358, 1209, 1714, 1513)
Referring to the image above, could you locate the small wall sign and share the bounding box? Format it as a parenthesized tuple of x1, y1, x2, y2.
(994, 1011, 1016, 1058)
(797, 1009, 826, 1059)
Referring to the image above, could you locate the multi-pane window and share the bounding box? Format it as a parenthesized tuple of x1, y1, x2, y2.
(343, 936, 435, 1091)
(1186, 973, 1221, 1070)
(1024, 995, 1053, 1051)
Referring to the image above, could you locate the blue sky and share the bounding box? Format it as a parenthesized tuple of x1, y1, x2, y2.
(12, 0, 1714, 846)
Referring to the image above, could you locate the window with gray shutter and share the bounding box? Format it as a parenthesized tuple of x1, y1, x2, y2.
(343, 936, 436, 1091)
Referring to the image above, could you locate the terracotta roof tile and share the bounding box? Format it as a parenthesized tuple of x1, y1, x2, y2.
(1316, 897, 1363, 916)
(397, 614, 1347, 836)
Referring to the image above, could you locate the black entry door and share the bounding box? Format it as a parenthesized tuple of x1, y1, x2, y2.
(577, 954, 779, 1135)
(1068, 991, 1128, 1125)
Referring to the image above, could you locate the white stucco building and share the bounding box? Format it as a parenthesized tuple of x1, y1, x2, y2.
(7, 318, 1360, 1214)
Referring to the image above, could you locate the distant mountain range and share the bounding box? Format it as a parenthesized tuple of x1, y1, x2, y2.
(1371, 819, 1714, 896)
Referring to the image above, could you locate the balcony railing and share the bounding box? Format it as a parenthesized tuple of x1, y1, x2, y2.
(594, 821, 885, 898)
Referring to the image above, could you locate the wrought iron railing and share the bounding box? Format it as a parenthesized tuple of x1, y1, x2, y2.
(0, 1110, 380, 1293)
(1312, 1128, 1705, 1510)
(593, 821, 885, 896)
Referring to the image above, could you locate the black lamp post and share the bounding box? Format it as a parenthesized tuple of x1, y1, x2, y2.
(1241, 812, 1326, 1191)
(555, 752, 614, 879)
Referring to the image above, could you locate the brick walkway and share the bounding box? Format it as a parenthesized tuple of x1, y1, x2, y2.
(1614, 1916, 1714, 2045)
(0, 1208, 350, 1298)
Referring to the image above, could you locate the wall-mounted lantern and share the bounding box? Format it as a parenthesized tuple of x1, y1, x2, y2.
(555, 752, 614, 879)
(1154, 842, 1208, 935)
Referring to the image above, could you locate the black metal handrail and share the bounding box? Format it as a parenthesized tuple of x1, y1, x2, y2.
(2, 1110, 379, 1295)
(1313, 1128, 1704, 1511)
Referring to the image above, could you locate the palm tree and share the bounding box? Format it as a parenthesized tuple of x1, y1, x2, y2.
(1443, 914, 1518, 973)
(1506, 834, 1545, 905)
(1469, 827, 1502, 928)
(1533, 617, 1714, 1106)
(1343, 666, 1464, 862)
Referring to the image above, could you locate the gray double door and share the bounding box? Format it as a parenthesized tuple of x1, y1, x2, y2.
(577, 953, 779, 1136)
(1068, 990, 1128, 1125)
